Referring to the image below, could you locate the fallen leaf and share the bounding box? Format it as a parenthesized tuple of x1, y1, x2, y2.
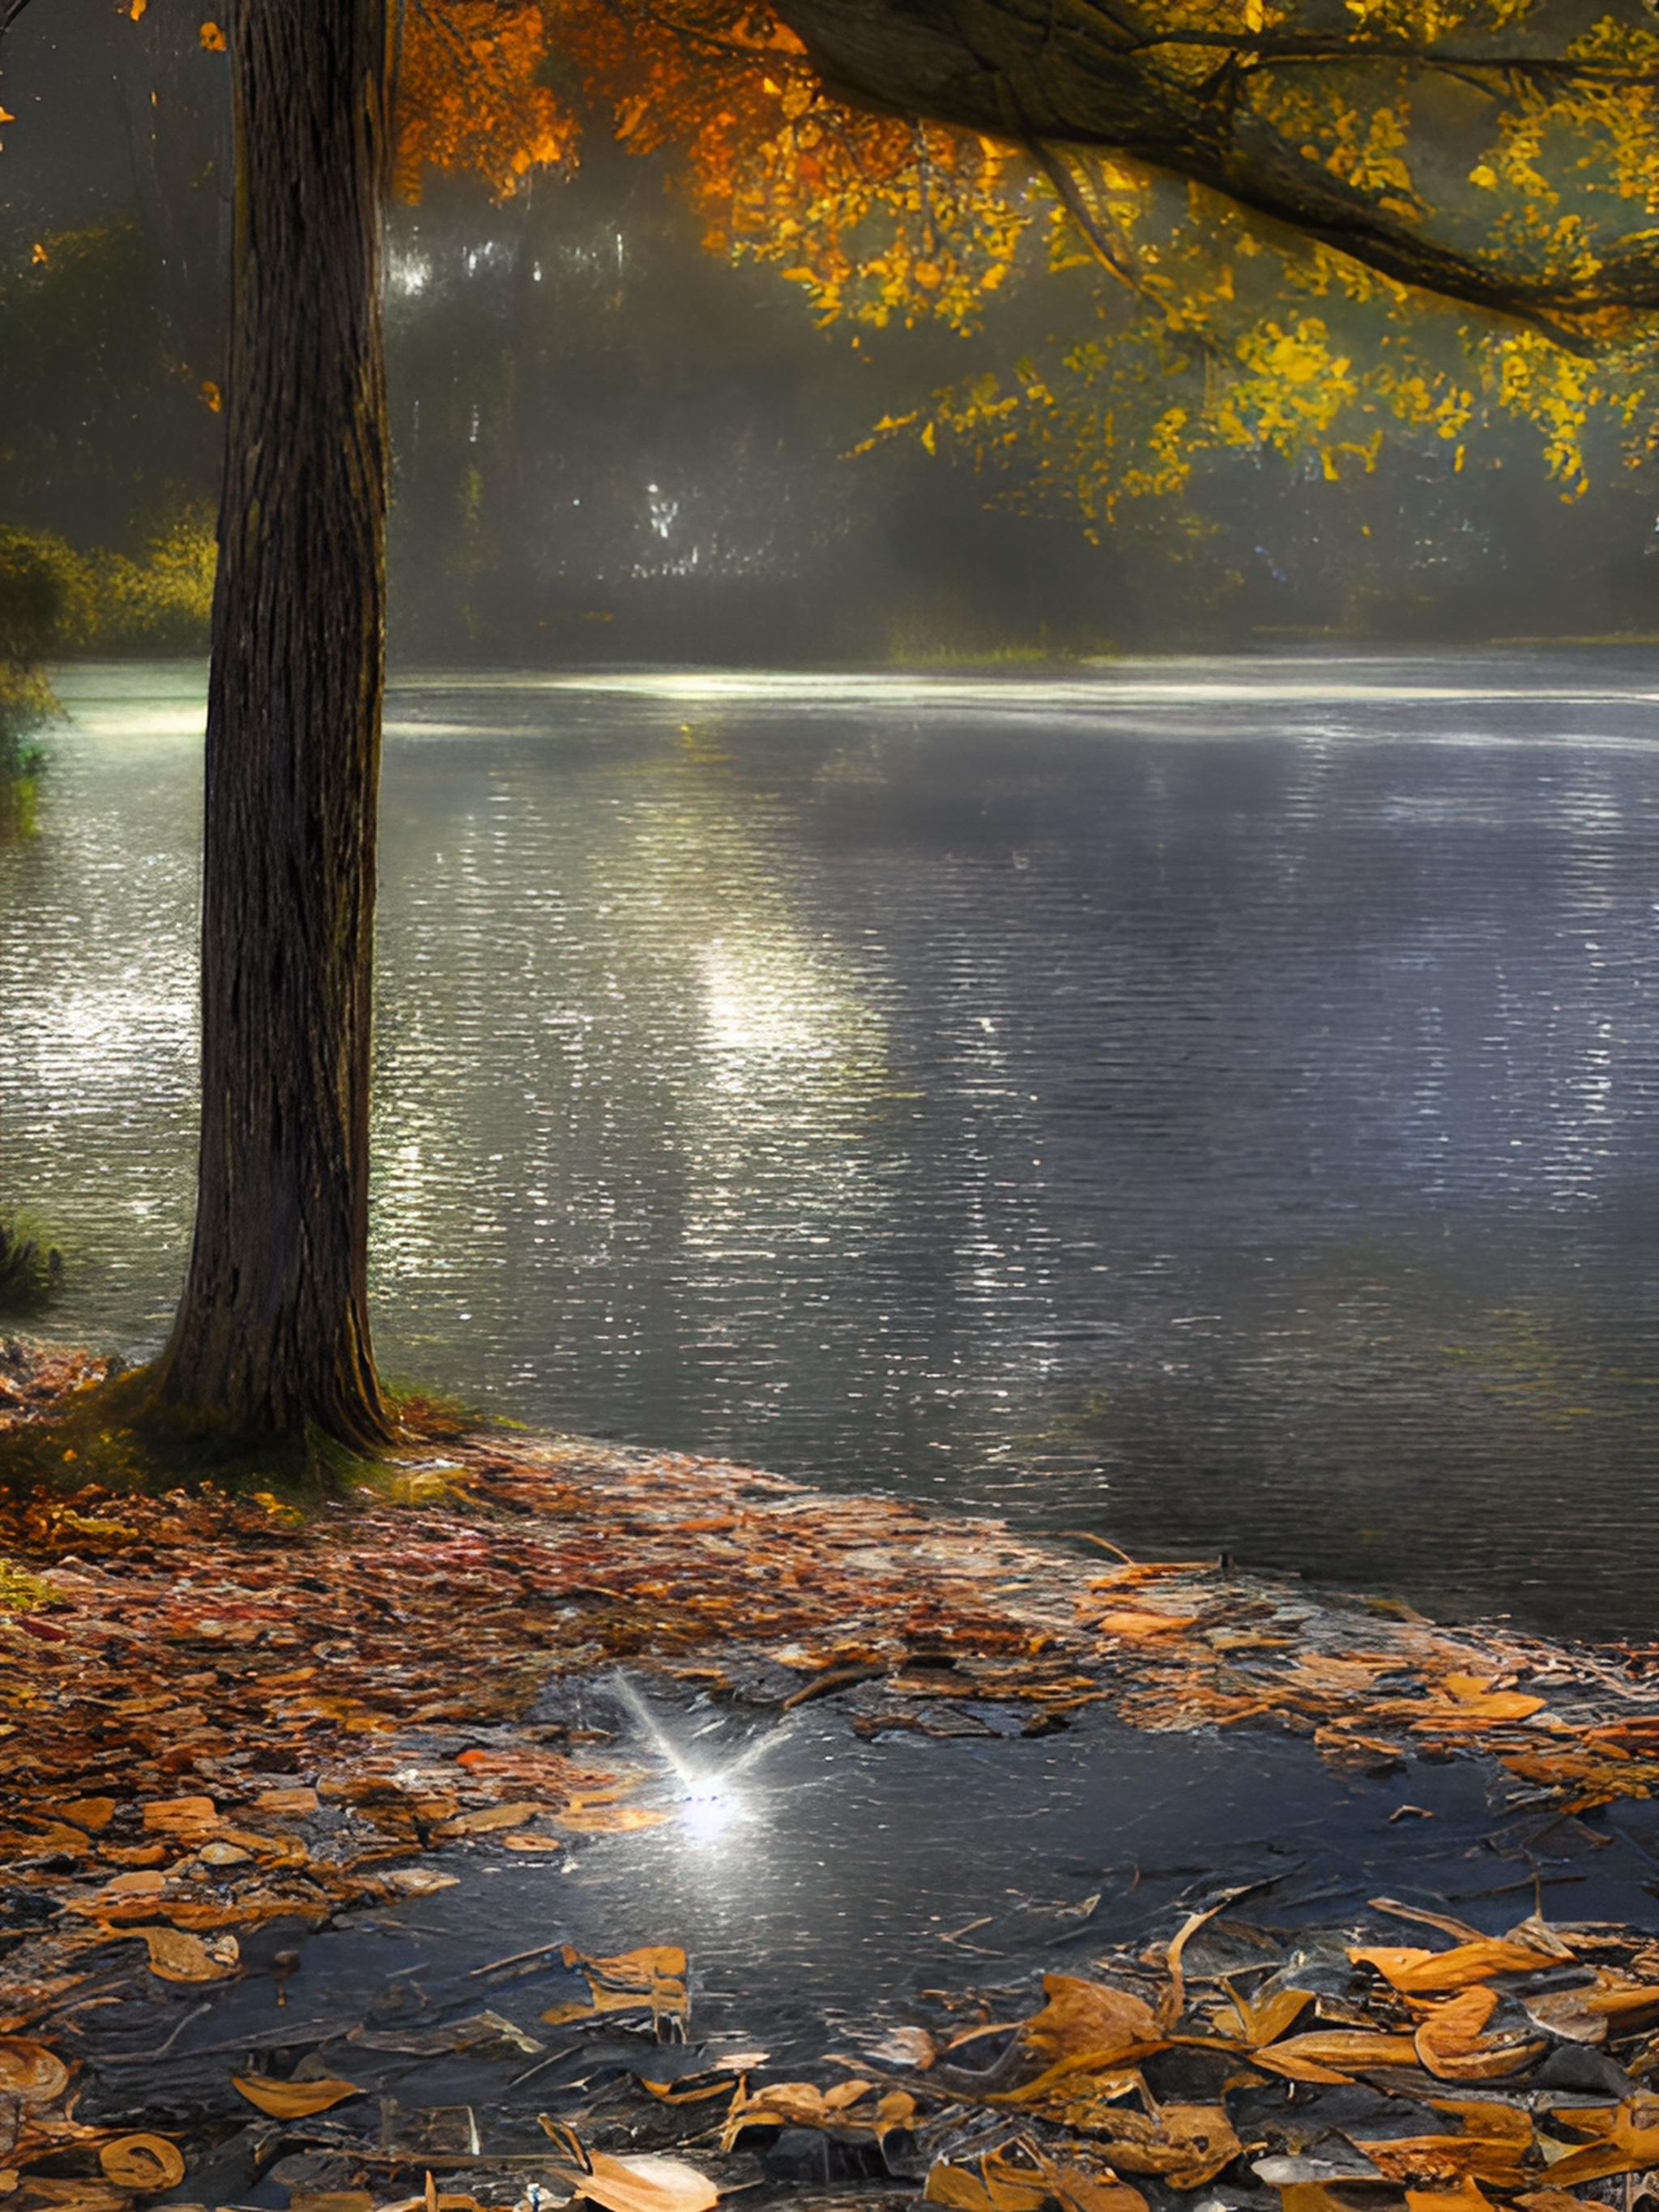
(1525, 1977, 1659, 2044)
(924, 2156, 1050, 2212)
(1220, 1981, 1315, 2046)
(1537, 2101, 1659, 2186)
(1414, 1988, 1545, 2081)
(1353, 1939, 1565, 1992)
(539, 2123, 718, 2212)
(1250, 2029, 1421, 2082)
(123, 1925, 239, 1984)
(0, 2039, 69, 2103)
(1405, 2183, 1497, 2212)
(232, 2073, 363, 2118)
(1077, 2103, 1241, 2189)
(433, 1801, 546, 1838)
(1022, 1976, 1161, 2062)
(98, 2137, 186, 2193)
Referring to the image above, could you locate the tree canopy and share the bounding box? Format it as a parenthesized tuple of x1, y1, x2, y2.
(383, 0, 1658, 531)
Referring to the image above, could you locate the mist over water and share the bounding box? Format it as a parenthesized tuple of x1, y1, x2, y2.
(9, 650, 1659, 1635)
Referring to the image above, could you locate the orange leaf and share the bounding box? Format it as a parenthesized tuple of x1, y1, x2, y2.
(99, 2137, 186, 2192)
(1414, 1988, 1545, 2082)
(1351, 1938, 1564, 1992)
(232, 2073, 363, 2118)
(1250, 2028, 1420, 2082)
(1022, 1976, 1160, 2061)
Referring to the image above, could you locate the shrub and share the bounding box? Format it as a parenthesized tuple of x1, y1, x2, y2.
(86, 506, 215, 652)
(0, 1219, 63, 1317)
(0, 528, 78, 831)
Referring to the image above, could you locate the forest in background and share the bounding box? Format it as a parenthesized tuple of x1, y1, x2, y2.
(2, 0, 1658, 667)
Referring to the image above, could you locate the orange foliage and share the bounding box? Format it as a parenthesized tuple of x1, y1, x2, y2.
(394, 0, 574, 203)
(393, 0, 1025, 328)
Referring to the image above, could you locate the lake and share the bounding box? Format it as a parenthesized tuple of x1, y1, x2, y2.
(7, 651, 1659, 1634)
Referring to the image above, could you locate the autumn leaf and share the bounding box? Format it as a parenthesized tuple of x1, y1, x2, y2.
(232, 2073, 364, 2118)
(545, 1944, 690, 2030)
(927, 2150, 1148, 2212)
(433, 1800, 548, 1837)
(121, 1924, 239, 1983)
(198, 20, 225, 49)
(1405, 2183, 1498, 2212)
(98, 2137, 186, 2192)
(1218, 1979, 1315, 2046)
(1354, 2108, 1531, 2191)
(538, 2121, 719, 2212)
(924, 2157, 1051, 2212)
(1021, 1975, 1162, 2061)
(1413, 1988, 1546, 2081)
(1251, 2026, 1421, 2082)
(1351, 1937, 1567, 1992)
(0, 2035, 70, 2102)
(1525, 1975, 1659, 2043)
(1536, 2101, 1659, 2186)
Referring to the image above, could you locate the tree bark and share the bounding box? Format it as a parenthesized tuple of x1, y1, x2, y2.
(151, 0, 394, 1452)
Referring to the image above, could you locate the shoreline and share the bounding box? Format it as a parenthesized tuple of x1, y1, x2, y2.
(6, 1347, 1659, 2204)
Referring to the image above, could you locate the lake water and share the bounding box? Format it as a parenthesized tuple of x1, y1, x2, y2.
(7, 651, 1659, 1634)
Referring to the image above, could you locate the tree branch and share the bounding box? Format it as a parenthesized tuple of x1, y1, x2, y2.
(0, 0, 45, 45)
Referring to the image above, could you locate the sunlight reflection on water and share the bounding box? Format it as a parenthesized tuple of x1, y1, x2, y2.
(9, 651, 1659, 1632)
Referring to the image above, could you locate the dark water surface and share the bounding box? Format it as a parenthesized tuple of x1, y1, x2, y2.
(8, 652, 1659, 1633)
(73, 1689, 1659, 2166)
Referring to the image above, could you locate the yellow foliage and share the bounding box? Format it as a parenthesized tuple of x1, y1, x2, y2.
(373, 0, 1659, 523)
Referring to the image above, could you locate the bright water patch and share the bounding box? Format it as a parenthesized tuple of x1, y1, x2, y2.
(9, 651, 1659, 1631)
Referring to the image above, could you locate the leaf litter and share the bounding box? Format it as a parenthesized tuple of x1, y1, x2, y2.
(6, 1349, 1659, 2208)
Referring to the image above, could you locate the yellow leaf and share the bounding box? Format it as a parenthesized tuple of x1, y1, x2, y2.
(199, 20, 226, 49)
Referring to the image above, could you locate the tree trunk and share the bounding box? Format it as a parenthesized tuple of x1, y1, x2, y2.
(151, 0, 394, 1452)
